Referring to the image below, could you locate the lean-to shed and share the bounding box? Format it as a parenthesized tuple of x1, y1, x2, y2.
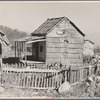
(15, 17, 85, 65)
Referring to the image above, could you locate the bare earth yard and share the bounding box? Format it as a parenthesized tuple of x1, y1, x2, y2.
(0, 80, 100, 99)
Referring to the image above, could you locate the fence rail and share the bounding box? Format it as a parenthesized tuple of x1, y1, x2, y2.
(0, 63, 96, 89)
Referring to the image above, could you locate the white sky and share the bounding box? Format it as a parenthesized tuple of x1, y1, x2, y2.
(0, 1, 100, 46)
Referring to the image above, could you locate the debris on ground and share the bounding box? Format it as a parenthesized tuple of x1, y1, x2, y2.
(0, 74, 100, 98)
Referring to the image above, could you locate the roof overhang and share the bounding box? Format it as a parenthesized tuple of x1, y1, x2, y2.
(26, 39, 46, 44)
(14, 36, 45, 42)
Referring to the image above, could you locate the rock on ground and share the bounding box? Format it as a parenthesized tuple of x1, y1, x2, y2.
(0, 86, 4, 93)
(58, 81, 73, 94)
(95, 76, 100, 83)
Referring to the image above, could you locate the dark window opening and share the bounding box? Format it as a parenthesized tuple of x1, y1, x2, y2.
(40, 45, 43, 52)
(33, 43, 35, 48)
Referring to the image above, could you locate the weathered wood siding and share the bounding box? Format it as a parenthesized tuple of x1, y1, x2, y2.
(46, 19, 84, 66)
(83, 40, 94, 56)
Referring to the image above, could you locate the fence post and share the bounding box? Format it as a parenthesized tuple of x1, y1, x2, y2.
(80, 68, 83, 81)
(68, 66, 71, 83)
(0, 56, 2, 72)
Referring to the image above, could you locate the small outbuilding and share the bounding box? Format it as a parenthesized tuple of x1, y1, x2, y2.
(15, 17, 85, 65)
(83, 39, 94, 56)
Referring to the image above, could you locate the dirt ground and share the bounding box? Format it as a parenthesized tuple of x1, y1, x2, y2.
(0, 80, 100, 99)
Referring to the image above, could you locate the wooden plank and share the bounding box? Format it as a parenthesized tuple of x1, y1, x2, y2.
(3, 70, 6, 86)
(71, 71, 74, 84)
(68, 59, 82, 64)
(21, 71, 23, 87)
(29, 72, 32, 87)
(23, 72, 26, 87)
(14, 72, 17, 86)
(46, 73, 48, 88)
(64, 71, 66, 82)
(50, 72, 52, 87)
(34, 72, 37, 87)
(51, 72, 53, 88)
(31, 72, 34, 87)
(40, 72, 43, 87)
(38, 72, 41, 87)
(68, 38, 83, 43)
(47, 37, 65, 43)
(47, 47, 66, 53)
(26, 73, 29, 87)
(47, 42, 65, 48)
(75, 71, 77, 83)
(60, 73, 62, 86)
(8, 71, 11, 85)
(68, 54, 82, 59)
(2, 68, 59, 73)
(6, 70, 8, 85)
(77, 70, 80, 81)
(15, 41, 16, 57)
(76, 70, 78, 82)
(47, 52, 67, 59)
(67, 49, 82, 54)
(11, 71, 14, 85)
(44, 73, 47, 88)
(18, 72, 20, 86)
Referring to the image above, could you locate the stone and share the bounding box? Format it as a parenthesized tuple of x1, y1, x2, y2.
(87, 76, 94, 82)
(96, 82, 100, 89)
(95, 76, 100, 83)
(58, 81, 73, 94)
(0, 86, 4, 93)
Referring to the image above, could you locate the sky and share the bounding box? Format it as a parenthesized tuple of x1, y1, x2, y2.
(0, 1, 100, 47)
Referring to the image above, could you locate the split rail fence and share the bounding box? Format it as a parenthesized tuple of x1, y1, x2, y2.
(0, 63, 96, 89)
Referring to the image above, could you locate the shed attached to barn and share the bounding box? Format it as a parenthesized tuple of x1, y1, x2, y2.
(15, 17, 85, 65)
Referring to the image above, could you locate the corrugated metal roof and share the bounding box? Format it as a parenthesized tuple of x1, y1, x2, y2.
(31, 17, 85, 36)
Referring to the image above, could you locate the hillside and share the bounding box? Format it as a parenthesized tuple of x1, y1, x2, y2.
(0, 25, 28, 46)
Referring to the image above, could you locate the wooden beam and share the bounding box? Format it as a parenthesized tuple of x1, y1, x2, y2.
(15, 41, 16, 57)
(25, 43, 27, 65)
(16, 41, 18, 57)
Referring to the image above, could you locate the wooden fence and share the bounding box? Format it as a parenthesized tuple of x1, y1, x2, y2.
(0, 63, 96, 89)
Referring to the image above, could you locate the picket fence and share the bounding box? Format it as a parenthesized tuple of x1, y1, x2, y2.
(0, 63, 96, 89)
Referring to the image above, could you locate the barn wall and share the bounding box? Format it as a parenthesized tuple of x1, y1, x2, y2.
(46, 19, 84, 66)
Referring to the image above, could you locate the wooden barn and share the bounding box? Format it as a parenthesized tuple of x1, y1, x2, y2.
(83, 39, 94, 56)
(15, 17, 85, 65)
(0, 30, 11, 58)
